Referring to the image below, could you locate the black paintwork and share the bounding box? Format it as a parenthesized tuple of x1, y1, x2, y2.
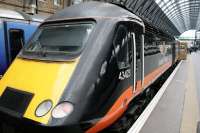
(0, 87, 33, 118)
(47, 2, 144, 127)
(0, 110, 83, 133)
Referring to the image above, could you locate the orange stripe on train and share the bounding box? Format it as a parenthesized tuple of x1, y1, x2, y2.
(86, 61, 172, 133)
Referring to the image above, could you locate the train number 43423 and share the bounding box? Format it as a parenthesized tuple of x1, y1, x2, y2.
(119, 69, 131, 80)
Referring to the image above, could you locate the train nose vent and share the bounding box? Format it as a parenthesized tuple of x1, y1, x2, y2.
(0, 87, 33, 117)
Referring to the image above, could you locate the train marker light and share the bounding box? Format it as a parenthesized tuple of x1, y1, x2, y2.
(52, 102, 74, 119)
(35, 100, 53, 117)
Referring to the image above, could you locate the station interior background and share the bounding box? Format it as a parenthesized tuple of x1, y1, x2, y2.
(0, 0, 200, 133)
(1, 0, 199, 47)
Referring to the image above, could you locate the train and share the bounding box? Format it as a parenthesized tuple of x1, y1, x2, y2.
(0, 8, 46, 78)
(177, 42, 187, 60)
(0, 2, 180, 133)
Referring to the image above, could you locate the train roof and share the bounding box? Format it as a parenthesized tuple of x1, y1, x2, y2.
(31, 14, 50, 22)
(0, 8, 47, 22)
(0, 8, 25, 20)
(46, 2, 143, 23)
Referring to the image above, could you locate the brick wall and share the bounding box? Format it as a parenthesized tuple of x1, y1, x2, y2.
(0, 0, 70, 15)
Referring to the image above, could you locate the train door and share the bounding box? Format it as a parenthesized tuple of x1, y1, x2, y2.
(114, 22, 144, 92)
(114, 23, 133, 87)
(0, 21, 6, 77)
(8, 29, 24, 63)
(132, 23, 144, 91)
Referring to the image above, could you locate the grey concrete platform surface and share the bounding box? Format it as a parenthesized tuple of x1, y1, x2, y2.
(137, 53, 200, 133)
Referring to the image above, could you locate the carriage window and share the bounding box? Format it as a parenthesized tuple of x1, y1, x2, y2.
(113, 25, 131, 69)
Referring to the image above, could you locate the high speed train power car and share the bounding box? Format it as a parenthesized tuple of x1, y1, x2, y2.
(0, 2, 179, 133)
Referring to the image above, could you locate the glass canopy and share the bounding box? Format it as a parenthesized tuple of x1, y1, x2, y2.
(101, 0, 200, 36)
(155, 0, 200, 33)
(103, 0, 181, 36)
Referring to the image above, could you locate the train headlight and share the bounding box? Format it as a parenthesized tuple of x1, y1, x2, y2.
(35, 100, 53, 117)
(52, 102, 74, 119)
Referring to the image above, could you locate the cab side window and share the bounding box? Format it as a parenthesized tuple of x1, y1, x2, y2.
(113, 25, 132, 70)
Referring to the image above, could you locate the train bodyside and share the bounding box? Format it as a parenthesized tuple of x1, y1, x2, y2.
(140, 23, 176, 90)
(0, 2, 178, 133)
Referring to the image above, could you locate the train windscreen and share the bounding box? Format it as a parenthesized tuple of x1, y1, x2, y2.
(20, 22, 94, 61)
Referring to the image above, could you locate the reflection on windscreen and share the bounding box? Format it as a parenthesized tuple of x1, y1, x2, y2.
(25, 23, 94, 54)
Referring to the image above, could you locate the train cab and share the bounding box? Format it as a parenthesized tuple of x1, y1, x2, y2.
(0, 2, 177, 133)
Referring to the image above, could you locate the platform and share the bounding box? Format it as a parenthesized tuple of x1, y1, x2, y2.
(128, 52, 200, 133)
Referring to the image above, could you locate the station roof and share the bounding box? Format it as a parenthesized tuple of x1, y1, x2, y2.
(155, 0, 200, 34)
(101, 0, 200, 36)
(103, 0, 180, 36)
